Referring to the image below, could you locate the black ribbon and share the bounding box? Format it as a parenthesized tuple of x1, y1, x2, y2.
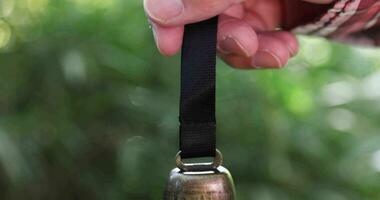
(179, 17, 218, 159)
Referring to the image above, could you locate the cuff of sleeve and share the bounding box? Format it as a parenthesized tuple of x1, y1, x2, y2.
(292, 0, 380, 46)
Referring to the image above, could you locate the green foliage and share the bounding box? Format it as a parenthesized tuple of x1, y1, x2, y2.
(1, 0, 380, 199)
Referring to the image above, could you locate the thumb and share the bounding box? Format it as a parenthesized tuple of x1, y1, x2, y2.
(144, 0, 244, 26)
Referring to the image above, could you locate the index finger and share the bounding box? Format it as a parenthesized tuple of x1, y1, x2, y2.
(144, 0, 244, 26)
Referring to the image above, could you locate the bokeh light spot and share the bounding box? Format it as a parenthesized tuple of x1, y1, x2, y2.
(0, 0, 15, 17)
(61, 50, 87, 84)
(361, 71, 380, 100)
(27, 0, 48, 14)
(322, 81, 355, 106)
(286, 88, 313, 115)
(354, 47, 380, 67)
(328, 109, 356, 132)
(299, 36, 332, 67)
(0, 20, 12, 49)
(371, 150, 380, 172)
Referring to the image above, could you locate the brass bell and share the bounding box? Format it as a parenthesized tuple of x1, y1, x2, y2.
(164, 150, 236, 200)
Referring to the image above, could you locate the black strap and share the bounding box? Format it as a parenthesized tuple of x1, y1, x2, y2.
(179, 17, 218, 159)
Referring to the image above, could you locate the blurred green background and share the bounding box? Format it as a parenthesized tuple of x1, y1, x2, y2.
(1, 0, 380, 199)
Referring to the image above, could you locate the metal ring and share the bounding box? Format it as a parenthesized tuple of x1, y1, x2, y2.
(175, 149, 223, 172)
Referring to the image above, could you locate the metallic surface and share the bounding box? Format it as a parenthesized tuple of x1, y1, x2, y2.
(163, 166, 235, 200)
(175, 150, 223, 172)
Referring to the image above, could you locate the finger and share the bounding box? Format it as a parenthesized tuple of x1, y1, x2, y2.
(220, 32, 293, 69)
(263, 31, 299, 56)
(301, 0, 334, 4)
(144, 0, 244, 26)
(151, 21, 184, 56)
(243, 12, 270, 31)
(244, 0, 282, 30)
(223, 4, 244, 19)
(219, 54, 253, 69)
(251, 32, 291, 68)
(217, 15, 258, 57)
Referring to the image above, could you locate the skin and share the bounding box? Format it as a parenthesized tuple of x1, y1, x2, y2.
(144, 0, 334, 69)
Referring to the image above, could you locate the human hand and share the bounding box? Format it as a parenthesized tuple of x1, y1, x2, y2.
(144, 0, 334, 69)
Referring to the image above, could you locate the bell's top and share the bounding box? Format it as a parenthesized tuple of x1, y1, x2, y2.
(164, 166, 235, 200)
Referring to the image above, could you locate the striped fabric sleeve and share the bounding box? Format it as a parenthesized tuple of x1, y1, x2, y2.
(293, 0, 380, 46)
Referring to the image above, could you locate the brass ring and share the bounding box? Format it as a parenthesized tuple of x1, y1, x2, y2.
(175, 149, 223, 172)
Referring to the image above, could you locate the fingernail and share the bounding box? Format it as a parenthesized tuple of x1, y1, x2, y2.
(251, 50, 283, 68)
(218, 37, 251, 57)
(287, 45, 298, 57)
(145, 0, 184, 23)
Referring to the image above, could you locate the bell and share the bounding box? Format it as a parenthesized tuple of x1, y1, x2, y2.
(164, 150, 236, 200)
